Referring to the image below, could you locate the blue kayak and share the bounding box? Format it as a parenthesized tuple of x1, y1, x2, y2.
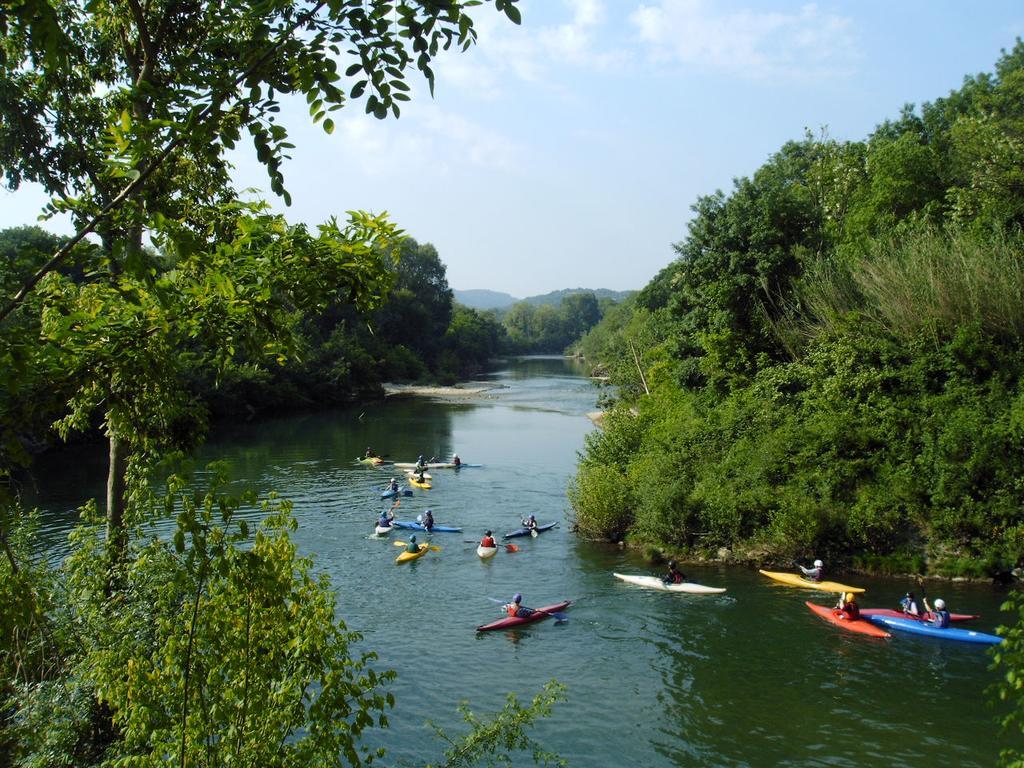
(503, 522, 558, 539)
(866, 614, 1002, 645)
(392, 519, 463, 533)
(380, 487, 413, 499)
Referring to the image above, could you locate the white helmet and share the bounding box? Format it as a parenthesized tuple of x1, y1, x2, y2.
(934, 598, 945, 610)
(813, 559, 823, 568)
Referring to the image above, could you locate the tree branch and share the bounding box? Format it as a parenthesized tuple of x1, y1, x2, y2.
(0, 0, 329, 325)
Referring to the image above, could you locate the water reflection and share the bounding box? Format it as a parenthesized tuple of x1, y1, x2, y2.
(17, 357, 1020, 767)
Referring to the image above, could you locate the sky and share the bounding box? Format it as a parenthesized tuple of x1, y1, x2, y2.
(3, 1, 1024, 297)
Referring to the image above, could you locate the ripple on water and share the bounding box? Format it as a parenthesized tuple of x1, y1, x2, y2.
(24, 360, 1018, 767)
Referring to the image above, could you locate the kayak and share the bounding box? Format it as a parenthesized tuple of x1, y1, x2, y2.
(613, 573, 727, 594)
(758, 569, 865, 594)
(503, 522, 558, 539)
(861, 608, 979, 623)
(805, 602, 890, 638)
(395, 543, 430, 564)
(374, 524, 393, 535)
(476, 601, 572, 632)
(865, 614, 1002, 645)
(393, 462, 481, 469)
(477, 545, 498, 559)
(408, 476, 432, 489)
(404, 470, 433, 480)
(357, 456, 389, 466)
(392, 520, 463, 533)
(380, 487, 413, 499)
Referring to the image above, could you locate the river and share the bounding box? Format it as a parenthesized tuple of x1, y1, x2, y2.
(24, 356, 1022, 766)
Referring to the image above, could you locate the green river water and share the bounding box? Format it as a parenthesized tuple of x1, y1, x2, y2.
(25, 357, 1022, 767)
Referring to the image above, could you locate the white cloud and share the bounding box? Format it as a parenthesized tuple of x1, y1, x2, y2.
(336, 104, 521, 177)
(630, 0, 858, 80)
(431, 0, 629, 100)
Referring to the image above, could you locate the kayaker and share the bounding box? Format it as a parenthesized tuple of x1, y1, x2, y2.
(453, 453, 461, 467)
(422, 509, 435, 531)
(480, 530, 496, 548)
(388, 478, 399, 492)
(504, 593, 534, 619)
(798, 559, 824, 582)
(899, 591, 923, 617)
(365, 447, 379, 459)
(835, 592, 860, 620)
(521, 514, 538, 532)
(662, 560, 687, 585)
(378, 512, 392, 528)
(415, 454, 428, 473)
(405, 534, 420, 554)
(923, 596, 951, 628)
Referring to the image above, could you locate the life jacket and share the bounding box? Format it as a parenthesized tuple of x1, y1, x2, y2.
(900, 597, 921, 615)
(481, 536, 496, 547)
(506, 603, 520, 617)
(931, 610, 950, 629)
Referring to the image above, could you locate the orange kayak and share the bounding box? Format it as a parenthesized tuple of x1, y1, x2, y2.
(805, 602, 890, 638)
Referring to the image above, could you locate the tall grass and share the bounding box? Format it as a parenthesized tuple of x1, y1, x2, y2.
(796, 226, 1024, 345)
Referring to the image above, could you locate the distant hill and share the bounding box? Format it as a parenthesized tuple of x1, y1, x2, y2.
(454, 287, 633, 311)
(521, 288, 634, 307)
(453, 289, 520, 310)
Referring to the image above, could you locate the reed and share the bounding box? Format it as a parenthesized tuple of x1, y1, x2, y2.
(798, 226, 1024, 345)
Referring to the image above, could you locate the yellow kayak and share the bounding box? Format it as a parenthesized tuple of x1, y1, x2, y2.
(396, 544, 429, 564)
(759, 569, 865, 594)
(408, 476, 432, 489)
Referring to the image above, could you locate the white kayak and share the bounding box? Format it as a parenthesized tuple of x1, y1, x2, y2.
(374, 525, 393, 535)
(613, 573, 727, 594)
(477, 545, 498, 559)
(403, 469, 433, 480)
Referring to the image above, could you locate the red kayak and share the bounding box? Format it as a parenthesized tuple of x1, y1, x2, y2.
(805, 602, 891, 638)
(476, 601, 572, 632)
(860, 608, 979, 623)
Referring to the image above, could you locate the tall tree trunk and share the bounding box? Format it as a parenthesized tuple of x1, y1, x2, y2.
(106, 428, 128, 565)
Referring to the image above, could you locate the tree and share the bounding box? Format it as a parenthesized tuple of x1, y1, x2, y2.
(372, 237, 454, 370)
(993, 589, 1024, 767)
(0, 0, 522, 562)
(443, 304, 506, 377)
(560, 291, 601, 344)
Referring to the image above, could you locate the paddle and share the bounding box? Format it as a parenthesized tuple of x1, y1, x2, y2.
(531, 607, 568, 622)
(916, 575, 935, 620)
(484, 597, 567, 621)
(393, 540, 441, 552)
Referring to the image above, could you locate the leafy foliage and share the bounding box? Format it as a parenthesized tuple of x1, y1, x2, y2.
(993, 590, 1024, 768)
(6, 467, 396, 767)
(572, 42, 1024, 581)
(425, 681, 567, 768)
